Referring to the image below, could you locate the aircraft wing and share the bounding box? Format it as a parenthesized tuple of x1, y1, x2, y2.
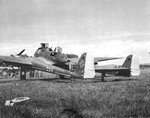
(68, 57, 122, 65)
(0, 55, 81, 79)
(94, 57, 122, 64)
(0, 56, 33, 66)
(0, 55, 56, 70)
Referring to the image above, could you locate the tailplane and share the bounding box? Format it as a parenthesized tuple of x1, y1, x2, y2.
(75, 52, 95, 79)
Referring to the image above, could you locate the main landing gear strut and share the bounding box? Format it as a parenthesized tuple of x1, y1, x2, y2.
(101, 72, 105, 82)
(20, 67, 26, 80)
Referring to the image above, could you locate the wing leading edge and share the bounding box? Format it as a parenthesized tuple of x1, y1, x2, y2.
(94, 57, 122, 64)
(0, 55, 76, 79)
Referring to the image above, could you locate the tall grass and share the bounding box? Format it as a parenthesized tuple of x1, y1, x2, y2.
(0, 70, 150, 117)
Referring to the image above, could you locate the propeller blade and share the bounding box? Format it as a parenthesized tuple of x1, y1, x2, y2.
(17, 49, 25, 55)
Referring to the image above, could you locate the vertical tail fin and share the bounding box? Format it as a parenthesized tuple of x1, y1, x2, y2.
(122, 55, 132, 68)
(75, 53, 86, 78)
(75, 52, 95, 79)
(118, 55, 132, 76)
(119, 54, 140, 76)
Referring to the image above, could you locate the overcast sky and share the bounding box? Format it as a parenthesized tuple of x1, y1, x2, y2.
(0, 0, 150, 63)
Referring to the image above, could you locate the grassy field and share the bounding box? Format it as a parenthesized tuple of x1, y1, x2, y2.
(0, 69, 150, 118)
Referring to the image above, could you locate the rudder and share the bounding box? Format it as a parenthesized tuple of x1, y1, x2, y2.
(130, 55, 140, 76)
(75, 52, 95, 79)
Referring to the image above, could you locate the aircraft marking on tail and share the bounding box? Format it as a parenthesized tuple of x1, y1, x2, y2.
(95, 54, 140, 81)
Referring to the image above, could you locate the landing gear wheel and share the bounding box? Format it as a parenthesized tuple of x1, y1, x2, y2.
(59, 75, 65, 79)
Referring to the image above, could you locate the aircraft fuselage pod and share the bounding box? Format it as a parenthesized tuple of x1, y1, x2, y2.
(34, 43, 69, 63)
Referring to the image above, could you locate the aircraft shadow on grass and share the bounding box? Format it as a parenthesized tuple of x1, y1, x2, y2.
(0, 77, 138, 84)
(26, 77, 138, 83)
